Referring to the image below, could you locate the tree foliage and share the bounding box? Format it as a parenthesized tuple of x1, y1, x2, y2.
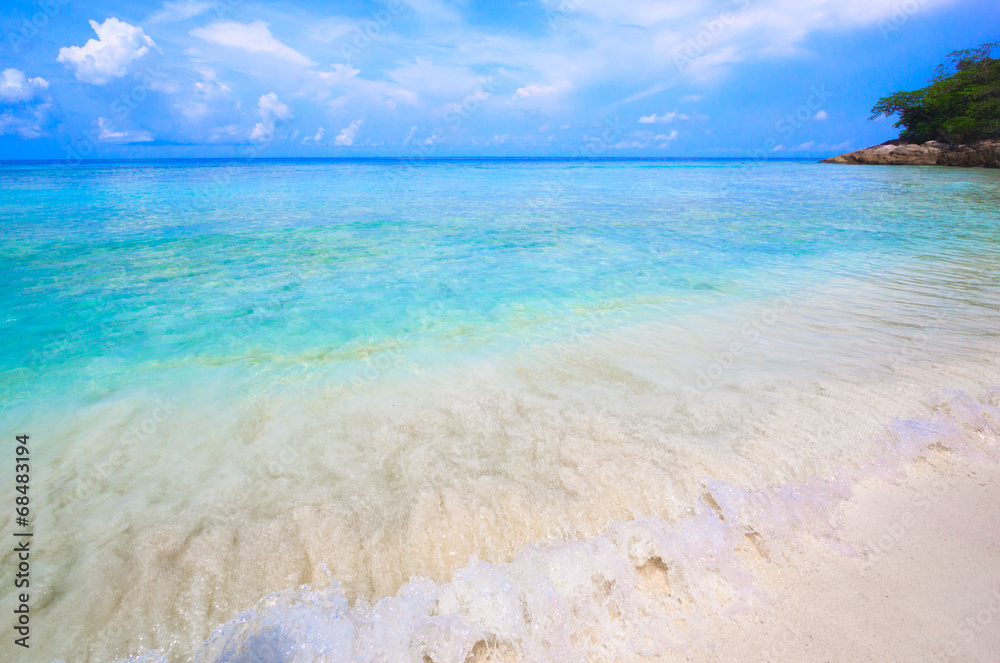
(870, 41, 1000, 144)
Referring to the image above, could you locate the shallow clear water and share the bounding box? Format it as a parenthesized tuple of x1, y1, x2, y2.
(1, 159, 999, 662)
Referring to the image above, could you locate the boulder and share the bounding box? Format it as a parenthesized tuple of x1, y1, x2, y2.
(821, 140, 1000, 167)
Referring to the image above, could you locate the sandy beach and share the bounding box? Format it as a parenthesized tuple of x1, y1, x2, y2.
(686, 451, 1000, 663)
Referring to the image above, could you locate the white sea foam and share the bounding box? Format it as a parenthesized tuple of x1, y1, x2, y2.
(146, 387, 998, 663)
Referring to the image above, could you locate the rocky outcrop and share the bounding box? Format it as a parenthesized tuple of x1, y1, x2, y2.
(821, 139, 1000, 167)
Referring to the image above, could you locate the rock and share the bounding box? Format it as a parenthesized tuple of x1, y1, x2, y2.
(821, 140, 1000, 168)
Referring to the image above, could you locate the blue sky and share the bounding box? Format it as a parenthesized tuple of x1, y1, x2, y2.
(0, 0, 996, 159)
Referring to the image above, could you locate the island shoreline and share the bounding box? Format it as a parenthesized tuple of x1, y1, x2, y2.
(822, 139, 1000, 167)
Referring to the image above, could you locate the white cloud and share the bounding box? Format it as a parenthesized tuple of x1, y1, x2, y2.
(514, 84, 551, 99)
(190, 21, 316, 66)
(208, 124, 240, 141)
(787, 140, 852, 152)
(148, 0, 214, 23)
(512, 82, 569, 100)
(639, 111, 689, 124)
(401, 0, 463, 24)
(334, 119, 362, 145)
(0, 101, 52, 138)
(813, 110, 829, 120)
(308, 17, 355, 44)
(574, 0, 957, 87)
(0, 69, 49, 102)
(681, 94, 702, 103)
(311, 65, 418, 110)
(250, 92, 291, 141)
(97, 117, 153, 142)
(301, 127, 325, 144)
(401, 125, 418, 146)
(389, 58, 485, 100)
(0, 112, 21, 137)
(58, 18, 156, 85)
(175, 67, 234, 120)
(317, 63, 360, 85)
(654, 130, 678, 141)
(493, 134, 509, 144)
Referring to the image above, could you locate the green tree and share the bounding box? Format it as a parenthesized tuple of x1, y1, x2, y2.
(870, 41, 1000, 144)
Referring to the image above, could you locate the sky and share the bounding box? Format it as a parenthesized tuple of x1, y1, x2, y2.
(0, 0, 996, 159)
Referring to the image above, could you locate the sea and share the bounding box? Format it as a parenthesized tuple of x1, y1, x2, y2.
(1, 158, 998, 662)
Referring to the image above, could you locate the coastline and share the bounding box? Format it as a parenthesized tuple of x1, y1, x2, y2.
(187, 378, 1000, 663)
(821, 139, 1000, 167)
(685, 451, 1000, 662)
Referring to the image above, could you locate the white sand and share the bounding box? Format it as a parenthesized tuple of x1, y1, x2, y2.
(686, 452, 1000, 662)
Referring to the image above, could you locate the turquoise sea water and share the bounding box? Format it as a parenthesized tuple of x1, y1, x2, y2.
(1, 159, 999, 661)
(4, 159, 995, 404)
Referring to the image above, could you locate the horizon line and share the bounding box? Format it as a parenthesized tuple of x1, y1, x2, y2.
(0, 156, 826, 165)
